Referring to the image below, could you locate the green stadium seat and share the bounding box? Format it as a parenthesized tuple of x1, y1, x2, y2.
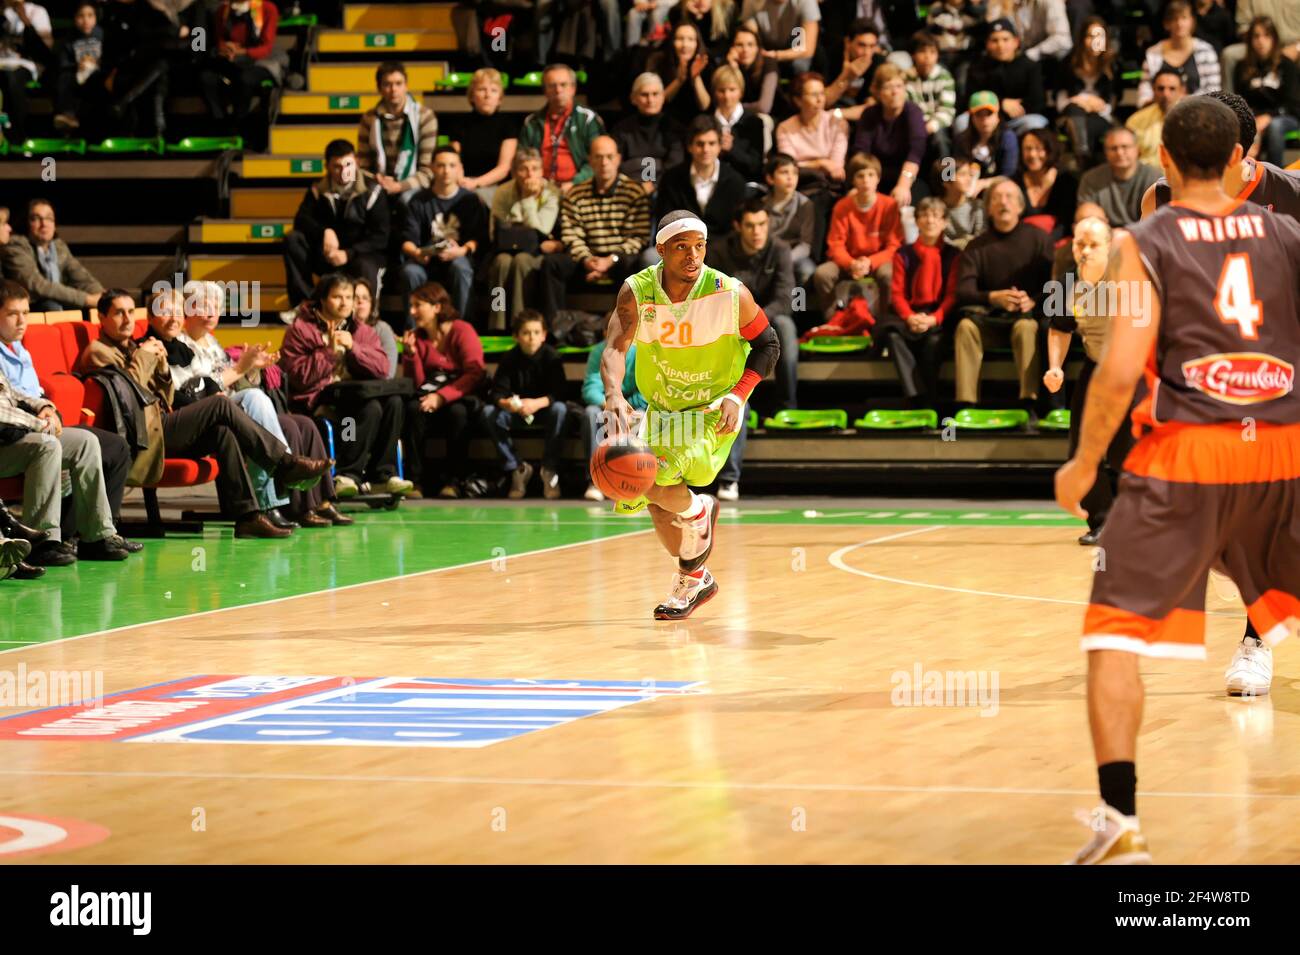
(1038, 408, 1071, 431)
(436, 71, 475, 89)
(556, 345, 594, 355)
(89, 137, 164, 155)
(435, 134, 450, 147)
(279, 13, 318, 27)
(952, 408, 1029, 430)
(514, 69, 586, 88)
(480, 335, 515, 355)
(763, 408, 848, 430)
(15, 138, 86, 155)
(746, 408, 758, 430)
(166, 135, 243, 154)
(1121, 69, 1143, 82)
(799, 335, 872, 353)
(854, 408, 939, 430)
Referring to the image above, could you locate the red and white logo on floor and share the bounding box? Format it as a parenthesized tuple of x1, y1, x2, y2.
(0, 676, 707, 748)
(0, 814, 110, 858)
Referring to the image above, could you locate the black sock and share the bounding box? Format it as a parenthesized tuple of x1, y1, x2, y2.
(1098, 761, 1137, 817)
(1243, 618, 1260, 642)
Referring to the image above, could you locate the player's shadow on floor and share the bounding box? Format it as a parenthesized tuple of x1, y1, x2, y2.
(615, 625, 832, 650)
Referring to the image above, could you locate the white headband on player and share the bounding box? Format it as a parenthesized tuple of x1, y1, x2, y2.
(656, 216, 708, 245)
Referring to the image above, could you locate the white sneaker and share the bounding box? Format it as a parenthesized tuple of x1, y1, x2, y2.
(541, 466, 561, 500)
(653, 568, 718, 620)
(675, 494, 718, 573)
(384, 476, 415, 496)
(584, 483, 605, 502)
(717, 482, 739, 502)
(1065, 805, 1152, 865)
(508, 462, 534, 499)
(1225, 635, 1272, 697)
(334, 475, 359, 499)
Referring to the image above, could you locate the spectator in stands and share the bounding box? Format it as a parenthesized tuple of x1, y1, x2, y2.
(481, 310, 567, 501)
(706, 198, 798, 411)
(1126, 66, 1186, 169)
(983, 0, 1071, 63)
(284, 139, 389, 315)
(763, 153, 816, 288)
(953, 92, 1019, 189)
(654, 115, 747, 244)
(962, 18, 1048, 135)
(281, 273, 412, 499)
(76, 288, 330, 538)
(52, 2, 102, 133)
(2, 200, 103, 312)
(726, 23, 779, 115)
(1237, 16, 1300, 167)
(0, 0, 51, 140)
(487, 148, 562, 332)
(1014, 128, 1077, 242)
(399, 146, 489, 324)
(648, 19, 714, 127)
(0, 279, 138, 561)
(357, 61, 438, 203)
(612, 72, 686, 196)
(1078, 126, 1160, 227)
(776, 71, 849, 185)
(196, 0, 286, 152)
(454, 68, 518, 203)
(953, 179, 1053, 414)
(883, 196, 960, 410)
(402, 281, 484, 498)
(580, 337, 645, 501)
(1138, 1, 1221, 104)
(1221, 0, 1300, 98)
(1056, 15, 1119, 167)
(852, 63, 928, 205)
(906, 31, 957, 160)
(741, 0, 820, 72)
(352, 277, 395, 377)
(814, 153, 904, 321)
(178, 280, 350, 527)
(711, 65, 765, 182)
(519, 63, 606, 193)
(927, 0, 980, 69)
(626, 0, 675, 49)
(823, 18, 886, 111)
(102, 0, 200, 139)
(672, 0, 739, 61)
(541, 136, 651, 319)
(1194, 0, 1237, 53)
(938, 157, 986, 249)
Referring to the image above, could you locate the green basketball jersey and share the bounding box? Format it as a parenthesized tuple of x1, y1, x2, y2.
(623, 261, 749, 412)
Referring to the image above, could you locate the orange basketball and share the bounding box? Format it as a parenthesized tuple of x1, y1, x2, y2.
(590, 438, 657, 500)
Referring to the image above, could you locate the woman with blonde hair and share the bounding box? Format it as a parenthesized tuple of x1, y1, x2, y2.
(452, 67, 518, 203)
(851, 62, 927, 205)
(710, 64, 765, 181)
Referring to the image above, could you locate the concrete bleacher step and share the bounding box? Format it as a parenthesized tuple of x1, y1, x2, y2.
(270, 124, 360, 155)
(190, 218, 293, 244)
(317, 28, 458, 54)
(60, 224, 184, 247)
(80, 255, 179, 298)
(237, 155, 327, 179)
(307, 61, 447, 93)
(190, 254, 286, 286)
(342, 3, 455, 31)
(231, 187, 304, 218)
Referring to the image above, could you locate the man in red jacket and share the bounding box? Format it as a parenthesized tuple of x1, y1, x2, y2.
(811, 152, 903, 320)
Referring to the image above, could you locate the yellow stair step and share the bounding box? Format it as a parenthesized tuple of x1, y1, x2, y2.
(308, 61, 445, 93)
(318, 28, 457, 53)
(231, 187, 304, 218)
(279, 92, 371, 116)
(342, 3, 454, 30)
(190, 255, 286, 286)
(193, 219, 294, 244)
(270, 124, 358, 156)
(213, 325, 288, 350)
(239, 155, 328, 178)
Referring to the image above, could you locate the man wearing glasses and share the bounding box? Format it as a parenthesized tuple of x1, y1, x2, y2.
(1, 199, 103, 312)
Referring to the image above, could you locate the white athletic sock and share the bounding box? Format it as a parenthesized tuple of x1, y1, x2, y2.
(674, 490, 703, 519)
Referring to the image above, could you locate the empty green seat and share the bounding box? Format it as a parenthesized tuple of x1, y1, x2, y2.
(14, 138, 85, 155)
(952, 408, 1029, 430)
(89, 137, 163, 155)
(746, 408, 758, 430)
(556, 344, 594, 355)
(799, 335, 872, 354)
(480, 335, 515, 355)
(854, 408, 938, 430)
(763, 408, 848, 430)
(279, 13, 317, 27)
(513, 71, 543, 87)
(1038, 408, 1071, 431)
(166, 136, 243, 154)
(435, 133, 450, 147)
(436, 72, 475, 89)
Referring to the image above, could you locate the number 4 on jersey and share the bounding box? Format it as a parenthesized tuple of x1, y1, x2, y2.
(1214, 253, 1263, 340)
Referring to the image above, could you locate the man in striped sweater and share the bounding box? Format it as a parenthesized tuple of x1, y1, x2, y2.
(538, 136, 651, 322)
(356, 61, 439, 204)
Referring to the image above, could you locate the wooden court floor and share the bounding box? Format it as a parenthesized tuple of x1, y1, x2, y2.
(0, 511, 1296, 864)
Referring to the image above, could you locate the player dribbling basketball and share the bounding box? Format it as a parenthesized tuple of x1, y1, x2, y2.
(601, 210, 780, 620)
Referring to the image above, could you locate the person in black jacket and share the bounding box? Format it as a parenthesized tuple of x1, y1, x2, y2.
(283, 139, 390, 313)
(398, 146, 489, 325)
(612, 72, 685, 196)
(710, 65, 766, 183)
(479, 310, 568, 500)
(959, 18, 1048, 138)
(705, 198, 798, 411)
(51, 2, 103, 132)
(653, 115, 747, 246)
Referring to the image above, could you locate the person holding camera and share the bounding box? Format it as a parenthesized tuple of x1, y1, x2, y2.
(485, 148, 562, 333)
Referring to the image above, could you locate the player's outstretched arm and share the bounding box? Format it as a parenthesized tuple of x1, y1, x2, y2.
(601, 283, 639, 436)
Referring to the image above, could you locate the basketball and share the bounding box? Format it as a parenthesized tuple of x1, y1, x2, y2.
(590, 438, 657, 500)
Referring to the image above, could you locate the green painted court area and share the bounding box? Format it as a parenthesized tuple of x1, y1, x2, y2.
(0, 503, 1082, 647)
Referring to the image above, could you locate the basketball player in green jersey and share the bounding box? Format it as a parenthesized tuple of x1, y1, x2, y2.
(602, 210, 780, 620)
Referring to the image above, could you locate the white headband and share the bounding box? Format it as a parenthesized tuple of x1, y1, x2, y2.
(656, 216, 708, 245)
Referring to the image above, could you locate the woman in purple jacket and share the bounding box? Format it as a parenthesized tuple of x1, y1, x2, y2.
(280, 272, 413, 498)
(852, 63, 929, 208)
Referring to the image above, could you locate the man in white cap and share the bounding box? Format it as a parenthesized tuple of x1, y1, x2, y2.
(601, 210, 781, 620)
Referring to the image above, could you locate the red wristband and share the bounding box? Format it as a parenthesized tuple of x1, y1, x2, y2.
(730, 369, 762, 401)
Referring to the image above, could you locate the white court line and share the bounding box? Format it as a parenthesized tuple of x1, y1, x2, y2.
(0, 767, 1290, 801)
(0, 528, 654, 657)
(829, 526, 1246, 617)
